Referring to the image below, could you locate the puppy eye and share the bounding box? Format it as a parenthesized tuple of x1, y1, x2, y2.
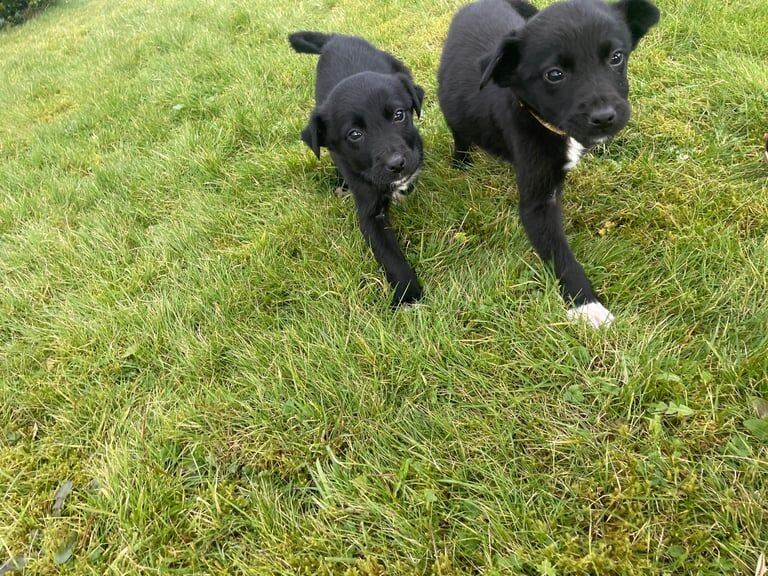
(609, 50, 624, 66)
(393, 109, 406, 123)
(544, 68, 565, 83)
(347, 129, 364, 142)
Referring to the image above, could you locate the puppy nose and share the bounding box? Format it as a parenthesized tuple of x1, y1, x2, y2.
(589, 107, 616, 127)
(385, 153, 406, 173)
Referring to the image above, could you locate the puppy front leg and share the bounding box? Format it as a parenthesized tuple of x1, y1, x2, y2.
(354, 194, 422, 308)
(518, 183, 614, 327)
(450, 129, 473, 169)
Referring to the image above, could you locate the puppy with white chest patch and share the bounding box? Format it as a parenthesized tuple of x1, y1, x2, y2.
(438, 0, 659, 327)
(289, 31, 426, 308)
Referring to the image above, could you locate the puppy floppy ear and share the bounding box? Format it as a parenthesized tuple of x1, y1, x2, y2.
(397, 74, 425, 118)
(479, 32, 521, 89)
(300, 110, 325, 159)
(613, 0, 660, 48)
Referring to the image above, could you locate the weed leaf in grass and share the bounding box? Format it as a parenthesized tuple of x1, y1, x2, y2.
(0, 557, 27, 576)
(726, 433, 754, 458)
(668, 545, 687, 559)
(4, 431, 21, 446)
(53, 531, 78, 565)
(563, 384, 584, 404)
(51, 480, 73, 516)
(743, 418, 768, 442)
(422, 488, 438, 506)
(87, 545, 105, 562)
(655, 372, 682, 384)
(537, 559, 556, 576)
(751, 397, 768, 418)
(396, 458, 411, 496)
(652, 402, 695, 417)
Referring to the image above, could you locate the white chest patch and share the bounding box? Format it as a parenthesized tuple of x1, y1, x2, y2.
(563, 138, 586, 171)
(566, 302, 615, 329)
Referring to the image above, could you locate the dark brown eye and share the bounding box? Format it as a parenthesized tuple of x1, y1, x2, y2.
(609, 50, 624, 66)
(544, 68, 565, 83)
(393, 109, 406, 123)
(347, 129, 363, 142)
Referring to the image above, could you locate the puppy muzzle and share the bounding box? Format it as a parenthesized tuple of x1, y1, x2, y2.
(389, 168, 421, 201)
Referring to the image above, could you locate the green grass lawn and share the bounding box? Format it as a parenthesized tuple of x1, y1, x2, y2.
(1, 0, 767, 573)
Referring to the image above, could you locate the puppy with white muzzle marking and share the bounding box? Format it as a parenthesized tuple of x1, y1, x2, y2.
(437, 0, 659, 327)
(289, 31, 425, 308)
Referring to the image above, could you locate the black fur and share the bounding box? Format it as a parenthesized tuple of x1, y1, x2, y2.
(288, 31, 330, 54)
(289, 32, 426, 308)
(437, 0, 659, 312)
(505, 0, 539, 19)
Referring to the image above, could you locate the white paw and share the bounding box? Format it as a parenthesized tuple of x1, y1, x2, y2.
(566, 302, 615, 328)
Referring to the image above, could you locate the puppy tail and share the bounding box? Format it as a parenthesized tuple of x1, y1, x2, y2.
(288, 31, 332, 54)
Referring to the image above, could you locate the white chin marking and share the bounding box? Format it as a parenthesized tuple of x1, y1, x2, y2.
(390, 170, 421, 203)
(563, 137, 586, 171)
(566, 302, 615, 328)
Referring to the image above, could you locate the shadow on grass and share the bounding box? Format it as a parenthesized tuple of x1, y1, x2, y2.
(0, 0, 56, 29)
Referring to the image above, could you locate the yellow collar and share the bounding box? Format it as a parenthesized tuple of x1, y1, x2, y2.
(519, 101, 567, 137)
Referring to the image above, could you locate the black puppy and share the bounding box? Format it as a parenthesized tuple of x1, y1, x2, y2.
(289, 31, 425, 308)
(438, 0, 659, 327)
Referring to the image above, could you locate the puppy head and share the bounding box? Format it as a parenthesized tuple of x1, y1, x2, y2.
(300, 72, 424, 192)
(480, 0, 659, 145)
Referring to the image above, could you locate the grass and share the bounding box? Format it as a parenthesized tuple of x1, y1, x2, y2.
(0, 0, 766, 573)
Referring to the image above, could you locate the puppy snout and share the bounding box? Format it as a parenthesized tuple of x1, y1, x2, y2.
(385, 153, 406, 173)
(588, 106, 617, 127)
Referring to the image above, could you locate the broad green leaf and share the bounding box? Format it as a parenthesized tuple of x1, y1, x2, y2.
(744, 419, 768, 442)
(54, 531, 78, 565)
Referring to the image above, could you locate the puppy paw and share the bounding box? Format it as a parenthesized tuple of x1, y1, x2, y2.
(391, 282, 423, 309)
(566, 302, 615, 328)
